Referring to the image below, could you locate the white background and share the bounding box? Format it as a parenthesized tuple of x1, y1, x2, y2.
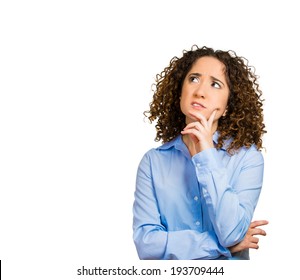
(0, 0, 299, 279)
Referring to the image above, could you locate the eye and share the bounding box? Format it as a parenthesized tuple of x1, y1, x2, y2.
(212, 81, 221, 89)
(189, 76, 199, 83)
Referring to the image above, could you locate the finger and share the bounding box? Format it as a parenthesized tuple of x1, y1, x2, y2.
(183, 122, 203, 131)
(181, 128, 198, 135)
(183, 123, 207, 135)
(208, 109, 218, 127)
(247, 227, 267, 238)
(249, 243, 259, 249)
(189, 112, 208, 126)
(251, 228, 267, 236)
(250, 220, 269, 228)
(181, 128, 201, 139)
(250, 237, 259, 244)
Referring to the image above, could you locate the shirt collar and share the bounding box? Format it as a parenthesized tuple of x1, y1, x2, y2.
(157, 131, 230, 152)
(213, 131, 230, 150)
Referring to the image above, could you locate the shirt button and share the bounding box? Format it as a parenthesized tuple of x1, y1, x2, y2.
(195, 221, 200, 226)
(194, 196, 199, 201)
(196, 163, 201, 168)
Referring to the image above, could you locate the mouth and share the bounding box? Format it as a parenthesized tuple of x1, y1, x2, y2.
(191, 102, 206, 109)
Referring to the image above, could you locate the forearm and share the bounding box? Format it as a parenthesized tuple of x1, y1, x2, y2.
(133, 225, 231, 260)
(192, 147, 264, 247)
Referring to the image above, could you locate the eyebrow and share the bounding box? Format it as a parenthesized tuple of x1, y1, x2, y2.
(189, 73, 225, 86)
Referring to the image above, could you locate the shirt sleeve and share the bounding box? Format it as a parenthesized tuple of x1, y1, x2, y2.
(192, 146, 264, 248)
(132, 152, 231, 260)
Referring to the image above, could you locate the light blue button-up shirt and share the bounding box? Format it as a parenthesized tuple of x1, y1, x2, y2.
(133, 133, 264, 260)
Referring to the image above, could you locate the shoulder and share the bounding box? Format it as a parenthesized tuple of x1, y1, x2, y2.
(143, 136, 179, 156)
(138, 136, 180, 166)
(234, 144, 264, 168)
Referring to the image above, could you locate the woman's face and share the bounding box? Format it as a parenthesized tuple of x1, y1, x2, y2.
(180, 56, 230, 125)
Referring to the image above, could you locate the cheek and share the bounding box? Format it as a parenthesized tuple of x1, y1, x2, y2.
(179, 98, 185, 113)
(214, 99, 228, 117)
(217, 94, 229, 109)
(179, 92, 187, 109)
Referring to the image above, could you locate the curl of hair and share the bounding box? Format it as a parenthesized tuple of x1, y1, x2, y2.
(144, 45, 266, 154)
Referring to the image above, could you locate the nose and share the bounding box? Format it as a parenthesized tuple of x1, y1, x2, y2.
(193, 82, 206, 98)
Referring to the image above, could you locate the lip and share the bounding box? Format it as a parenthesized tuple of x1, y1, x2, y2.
(191, 102, 206, 109)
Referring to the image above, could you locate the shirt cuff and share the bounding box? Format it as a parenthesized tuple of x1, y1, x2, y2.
(191, 148, 223, 172)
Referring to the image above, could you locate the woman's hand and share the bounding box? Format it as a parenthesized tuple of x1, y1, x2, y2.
(229, 220, 269, 253)
(181, 110, 217, 155)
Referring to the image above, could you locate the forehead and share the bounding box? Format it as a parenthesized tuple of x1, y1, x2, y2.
(189, 56, 226, 77)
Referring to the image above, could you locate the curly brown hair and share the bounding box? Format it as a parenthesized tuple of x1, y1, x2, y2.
(144, 45, 266, 154)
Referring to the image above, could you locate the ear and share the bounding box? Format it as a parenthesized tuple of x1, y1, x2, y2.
(222, 107, 228, 117)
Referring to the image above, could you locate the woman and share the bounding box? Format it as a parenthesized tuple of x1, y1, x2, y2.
(133, 45, 268, 260)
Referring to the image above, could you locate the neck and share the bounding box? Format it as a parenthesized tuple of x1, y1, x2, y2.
(182, 135, 198, 157)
